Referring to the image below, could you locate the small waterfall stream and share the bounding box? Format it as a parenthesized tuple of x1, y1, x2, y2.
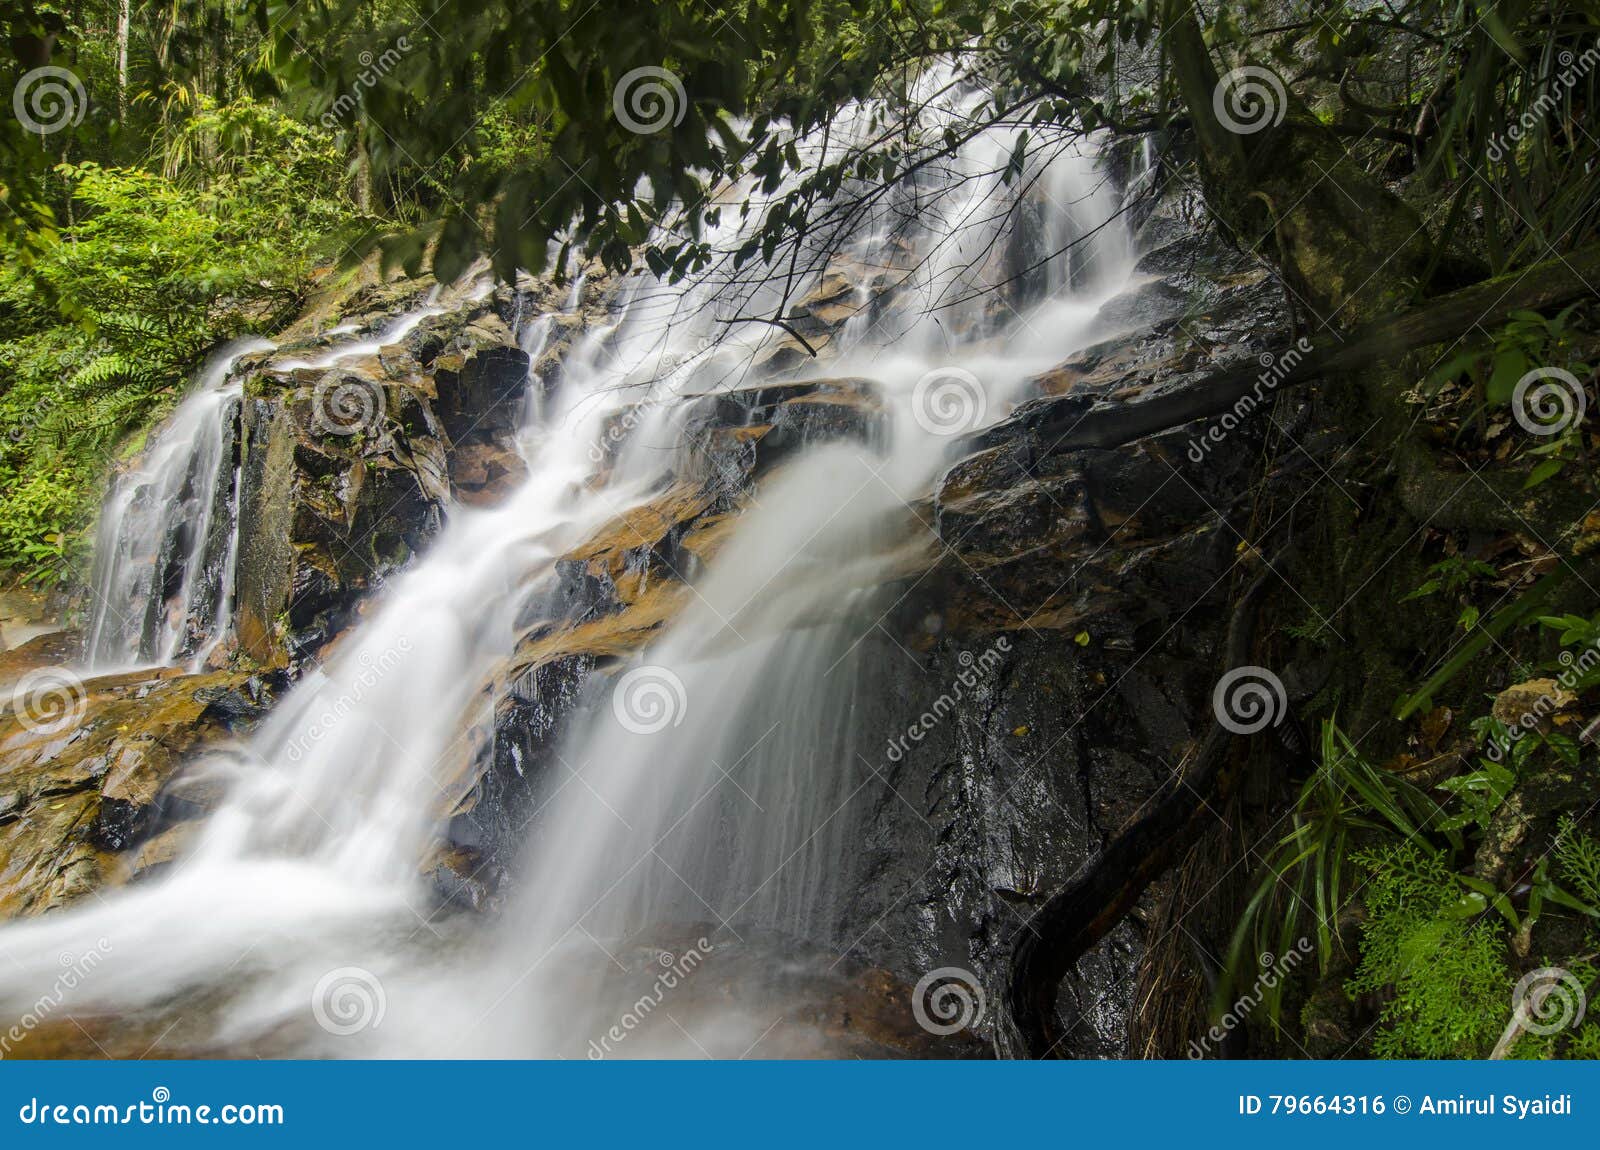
(0, 69, 1136, 1056)
(83, 338, 274, 670)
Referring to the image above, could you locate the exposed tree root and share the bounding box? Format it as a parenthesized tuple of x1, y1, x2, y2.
(999, 569, 1273, 1059)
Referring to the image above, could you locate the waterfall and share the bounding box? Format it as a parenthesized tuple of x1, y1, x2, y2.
(84, 338, 274, 670)
(0, 67, 1134, 1056)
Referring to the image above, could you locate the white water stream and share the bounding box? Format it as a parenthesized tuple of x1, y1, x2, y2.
(0, 70, 1135, 1057)
(83, 338, 275, 670)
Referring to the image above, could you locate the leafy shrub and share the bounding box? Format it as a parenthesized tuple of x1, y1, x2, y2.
(1346, 842, 1511, 1058)
(0, 98, 356, 582)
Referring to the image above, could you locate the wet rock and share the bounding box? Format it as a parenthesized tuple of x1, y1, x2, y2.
(0, 630, 82, 687)
(424, 200, 1293, 1059)
(233, 284, 548, 666)
(1491, 679, 1577, 729)
(0, 668, 269, 918)
(682, 377, 885, 486)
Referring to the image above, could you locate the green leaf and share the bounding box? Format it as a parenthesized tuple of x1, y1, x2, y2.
(1486, 349, 1529, 405)
(1522, 458, 1565, 489)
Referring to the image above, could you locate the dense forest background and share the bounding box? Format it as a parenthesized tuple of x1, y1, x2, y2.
(4, 0, 1600, 1059)
(5, 1, 1595, 585)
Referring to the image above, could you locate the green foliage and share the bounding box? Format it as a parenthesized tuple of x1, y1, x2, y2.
(1347, 842, 1511, 1059)
(1219, 721, 1447, 1029)
(1553, 816, 1600, 913)
(0, 98, 354, 580)
(1282, 607, 1335, 647)
(1394, 572, 1561, 720)
(1399, 555, 1498, 603)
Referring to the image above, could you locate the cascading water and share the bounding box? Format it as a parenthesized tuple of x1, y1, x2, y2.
(83, 338, 274, 669)
(0, 67, 1135, 1056)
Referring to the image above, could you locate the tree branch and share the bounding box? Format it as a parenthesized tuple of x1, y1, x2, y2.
(971, 242, 1600, 460)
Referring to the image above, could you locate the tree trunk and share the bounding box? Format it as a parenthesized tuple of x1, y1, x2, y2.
(115, 0, 129, 123)
(1158, 0, 1441, 328)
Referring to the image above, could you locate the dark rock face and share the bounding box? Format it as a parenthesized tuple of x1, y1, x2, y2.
(230, 275, 583, 668)
(434, 379, 892, 904)
(233, 368, 452, 666)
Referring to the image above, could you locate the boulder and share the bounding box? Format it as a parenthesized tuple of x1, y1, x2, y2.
(0, 667, 273, 918)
